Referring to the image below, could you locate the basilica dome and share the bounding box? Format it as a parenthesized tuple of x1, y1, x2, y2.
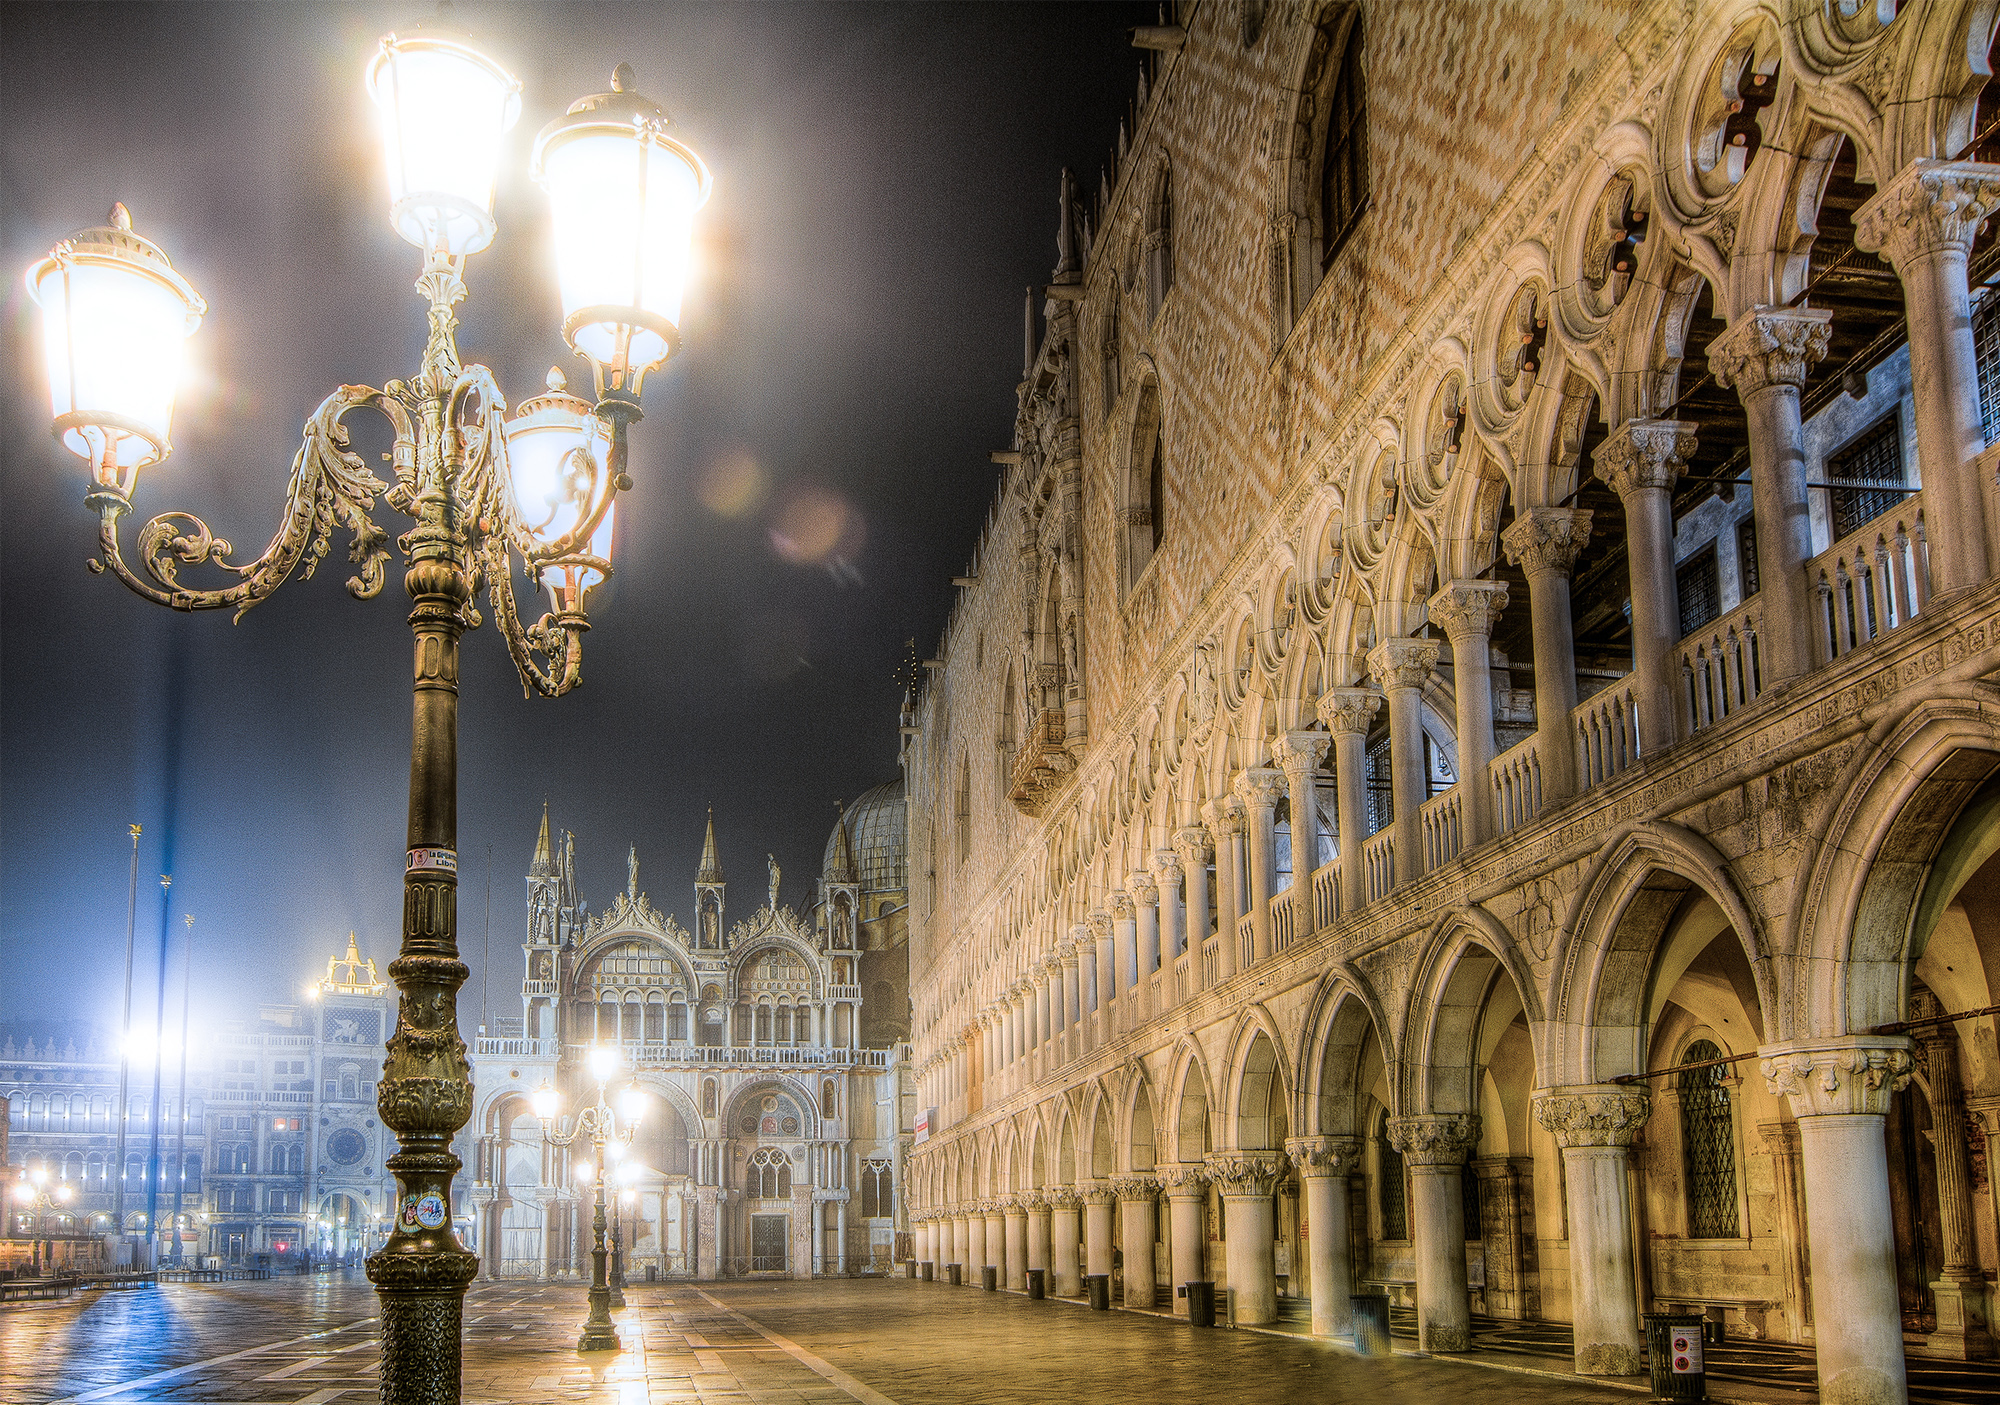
(823, 779, 906, 893)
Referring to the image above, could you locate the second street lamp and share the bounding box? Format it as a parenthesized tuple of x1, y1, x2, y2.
(533, 1046, 640, 1352)
(26, 15, 708, 1405)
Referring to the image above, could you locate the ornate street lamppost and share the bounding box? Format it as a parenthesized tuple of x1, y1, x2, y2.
(12, 1171, 78, 1275)
(533, 1047, 646, 1351)
(26, 16, 708, 1404)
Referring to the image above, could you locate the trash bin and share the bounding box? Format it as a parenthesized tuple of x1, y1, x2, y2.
(645, 1264, 658, 1283)
(905, 1260, 918, 1279)
(946, 1263, 962, 1286)
(1177, 1280, 1217, 1327)
(1084, 1273, 1111, 1310)
(919, 1261, 933, 1282)
(1645, 1313, 1709, 1401)
(1026, 1268, 1046, 1300)
(981, 1265, 998, 1292)
(1350, 1293, 1392, 1357)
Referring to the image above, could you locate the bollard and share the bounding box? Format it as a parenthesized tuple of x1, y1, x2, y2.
(1084, 1273, 1111, 1310)
(981, 1265, 998, 1292)
(1350, 1292, 1392, 1357)
(1026, 1268, 1045, 1300)
(919, 1261, 933, 1282)
(1645, 1313, 1709, 1402)
(946, 1263, 962, 1286)
(1177, 1280, 1216, 1328)
(645, 1264, 657, 1283)
(905, 1260, 918, 1279)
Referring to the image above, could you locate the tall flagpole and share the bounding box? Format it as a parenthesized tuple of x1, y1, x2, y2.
(144, 873, 172, 1265)
(112, 824, 141, 1258)
(169, 913, 194, 1266)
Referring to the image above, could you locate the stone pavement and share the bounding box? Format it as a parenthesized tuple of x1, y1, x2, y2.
(1, 1270, 1657, 1405)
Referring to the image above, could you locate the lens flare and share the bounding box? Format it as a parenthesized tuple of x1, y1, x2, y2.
(769, 488, 863, 566)
(698, 449, 766, 518)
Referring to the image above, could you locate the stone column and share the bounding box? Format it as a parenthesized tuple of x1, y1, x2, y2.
(1049, 1188, 1083, 1296)
(1502, 507, 1593, 802)
(1003, 1196, 1029, 1291)
(1273, 731, 1331, 938)
(1082, 1182, 1116, 1280)
(983, 1201, 1005, 1277)
(1128, 871, 1160, 987)
(1111, 891, 1138, 995)
(1913, 1019, 1991, 1358)
(1472, 1155, 1537, 1321)
(914, 1215, 932, 1272)
(1757, 1121, 1811, 1344)
(1317, 687, 1381, 914)
(965, 1205, 986, 1282)
(1024, 1190, 1051, 1277)
(1201, 800, 1243, 982)
(1593, 419, 1697, 748)
(1855, 160, 2000, 595)
(1429, 580, 1510, 847)
(1173, 826, 1213, 985)
(1234, 768, 1287, 963)
(1113, 1176, 1160, 1310)
(1709, 307, 1832, 682)
(1761, 1037, 1915, 1405)
(1288, 1136, 1363, 1337)
(1089, 912, 1115, 1039)
(1161, 1166, 1209, 1314)
(1367, 638, 1440, 885)
(1388, 1113, 1480, 1353)
(696, 1186, 721, 1281)
(1034, 965, 1053, 1052)
(950, 1210, 968, 1276)
(1059, 940, 1081, 1040)
(1206, 1151, 1286, 1325)
(1535, 1087, 1650, 1373)
(1151, 850, 1185, 997)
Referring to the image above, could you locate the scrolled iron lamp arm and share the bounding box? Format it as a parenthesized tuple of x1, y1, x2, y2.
(31, 28, 708, 1405)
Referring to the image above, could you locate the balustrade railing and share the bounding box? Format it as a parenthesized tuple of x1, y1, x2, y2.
(1271, 884, 1296, 952)
(1677, 597, 1762, 737)
(1201, 936, 1219, 988)
(1311, 861, 1340, 931)
(1573, 682, 1641, 786)
(1418, 789, 1462, 871)
(473, 1037, 559, 1058)
(1362, 830, 1395, 902)
(1173, 951, 1191, 1003)
(616, 1043, 889, 1069)
(1811, 493, 1929, 665)
(1235, 911, 1255, 969)
(1490, 734, 1543, 834)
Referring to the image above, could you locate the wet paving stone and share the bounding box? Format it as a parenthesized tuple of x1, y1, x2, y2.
(3, 1270, 1645, 1405)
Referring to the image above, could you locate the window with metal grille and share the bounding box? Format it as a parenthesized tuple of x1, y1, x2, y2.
(1735, 517, 1759, 598)
(1678, 1039, 1740, 1238)
(1976, 293, 2000, 445)
(1826, 413, 1904, 540)
(1365, 733, 1392, 835)
(1318, 17, 1368, 270)
(860, 1162, 892, 1219)
(1677, 543, 1721, 637)
(1377, 1112, 1408, 1240)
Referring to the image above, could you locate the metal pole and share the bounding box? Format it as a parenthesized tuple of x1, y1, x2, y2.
(169, 913, 194, 1266)
(113, 824, 140, 1251)
(365, 391, 479, 1400)
(578, 1107, 619, 1350)
(144, 873, 171, 1265)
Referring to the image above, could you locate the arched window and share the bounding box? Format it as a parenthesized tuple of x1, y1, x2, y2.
(755, 1005, 772, 1044)
(645, 1001, 664, 1043)
(669, 999, 689, 1043)
(956, 756, 972, 864)
(288, 1145, 305, 1175)
(776, 1005, 793, 1044)
(860, 1162, 893, 1219)
(340, 1067, 359, 1102)
(1316, 15, 1367, 270)
(1376, 1111, 1407, 1241)
(749, 1148, 792, 1199)
(1145, 162, 1174, 321)
(1678, 1039, 1740, 1237)
(184, 1155, 202, 1192)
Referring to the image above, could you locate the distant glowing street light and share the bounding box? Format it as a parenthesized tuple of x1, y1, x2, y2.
(27, 15, 707, 1403)
(533, 1046, 641, 1351)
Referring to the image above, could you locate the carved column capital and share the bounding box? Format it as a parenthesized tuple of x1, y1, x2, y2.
(1078, 1181, 1117, 1207)
(1533, 1086, 1651, 1148)
(1385, 1113, 1481, 1165)
(1760, 1037, 1914, 1118)
(1284, 1135, 1363, 1178)
(1854, 158, 2000, 269)
(1171, 826, 1212, 866)
(1150, 848, 1184, 885)
(1427, 579, 1509, 642)
(1157, 1164, 1210, 1197)
(1707, 307, 1832, 396)
(1087, 910, 1113, 943)
(1366, 636, 1440, 694)
(1111, 890, 1136, 921)
(1593, 418, 1697, 499)
(1315, 686, 1382, 737)
(1057, 937, 1080, 965)
(1204, 1150, 1288, 1196)
(1271, 730, 1331, 780)
(1231, 766, 1288, 811)
(1501, 506, 1594, 579)
(1125, 870, 1159, 906)
(1109, 1174, 1161, 1201)
(1020, 1189, 1049, 1213)
(1045, 1186, 1080, 1210)
(1202, 797, 1246, 837)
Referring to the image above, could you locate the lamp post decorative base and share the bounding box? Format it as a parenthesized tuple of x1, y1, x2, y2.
(368, 1246, 480, 1403)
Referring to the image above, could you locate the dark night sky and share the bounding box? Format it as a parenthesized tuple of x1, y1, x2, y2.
(0, 2, 1149, 1036)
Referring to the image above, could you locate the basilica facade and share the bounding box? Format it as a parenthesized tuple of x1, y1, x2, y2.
(901, 4, 2000, 1404)
(462, 787, 913, 1281)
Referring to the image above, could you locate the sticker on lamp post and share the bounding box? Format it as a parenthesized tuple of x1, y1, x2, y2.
(1671, 1328, 1702, 1373)
(407, 847, 457, 876)
(415, 1193, 447, 1229)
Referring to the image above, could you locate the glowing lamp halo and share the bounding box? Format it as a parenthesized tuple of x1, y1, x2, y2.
(25, 204, 206, 481)
(531, 63, 711, 397)
(365, 29, 522, 257)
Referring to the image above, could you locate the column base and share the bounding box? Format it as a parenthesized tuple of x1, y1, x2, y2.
(1423, 1324, 1472, 1353)
(1575, 1340, 1646, 1375)
(1917, 1273, 1994, 1360)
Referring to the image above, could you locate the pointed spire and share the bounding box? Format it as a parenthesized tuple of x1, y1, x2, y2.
(828, 800, 857, 884)
(1054, 167, 1079, 278)
(696, 808, 724, 884)
(345, 931, 362, 966)
(530, 801, 554, 877)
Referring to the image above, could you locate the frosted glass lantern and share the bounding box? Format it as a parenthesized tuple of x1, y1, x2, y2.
(26, 204, 206, 480)
(531, 64, 711, 395)
(502, 368, 613, 550)
(366, 28, 521, 256)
